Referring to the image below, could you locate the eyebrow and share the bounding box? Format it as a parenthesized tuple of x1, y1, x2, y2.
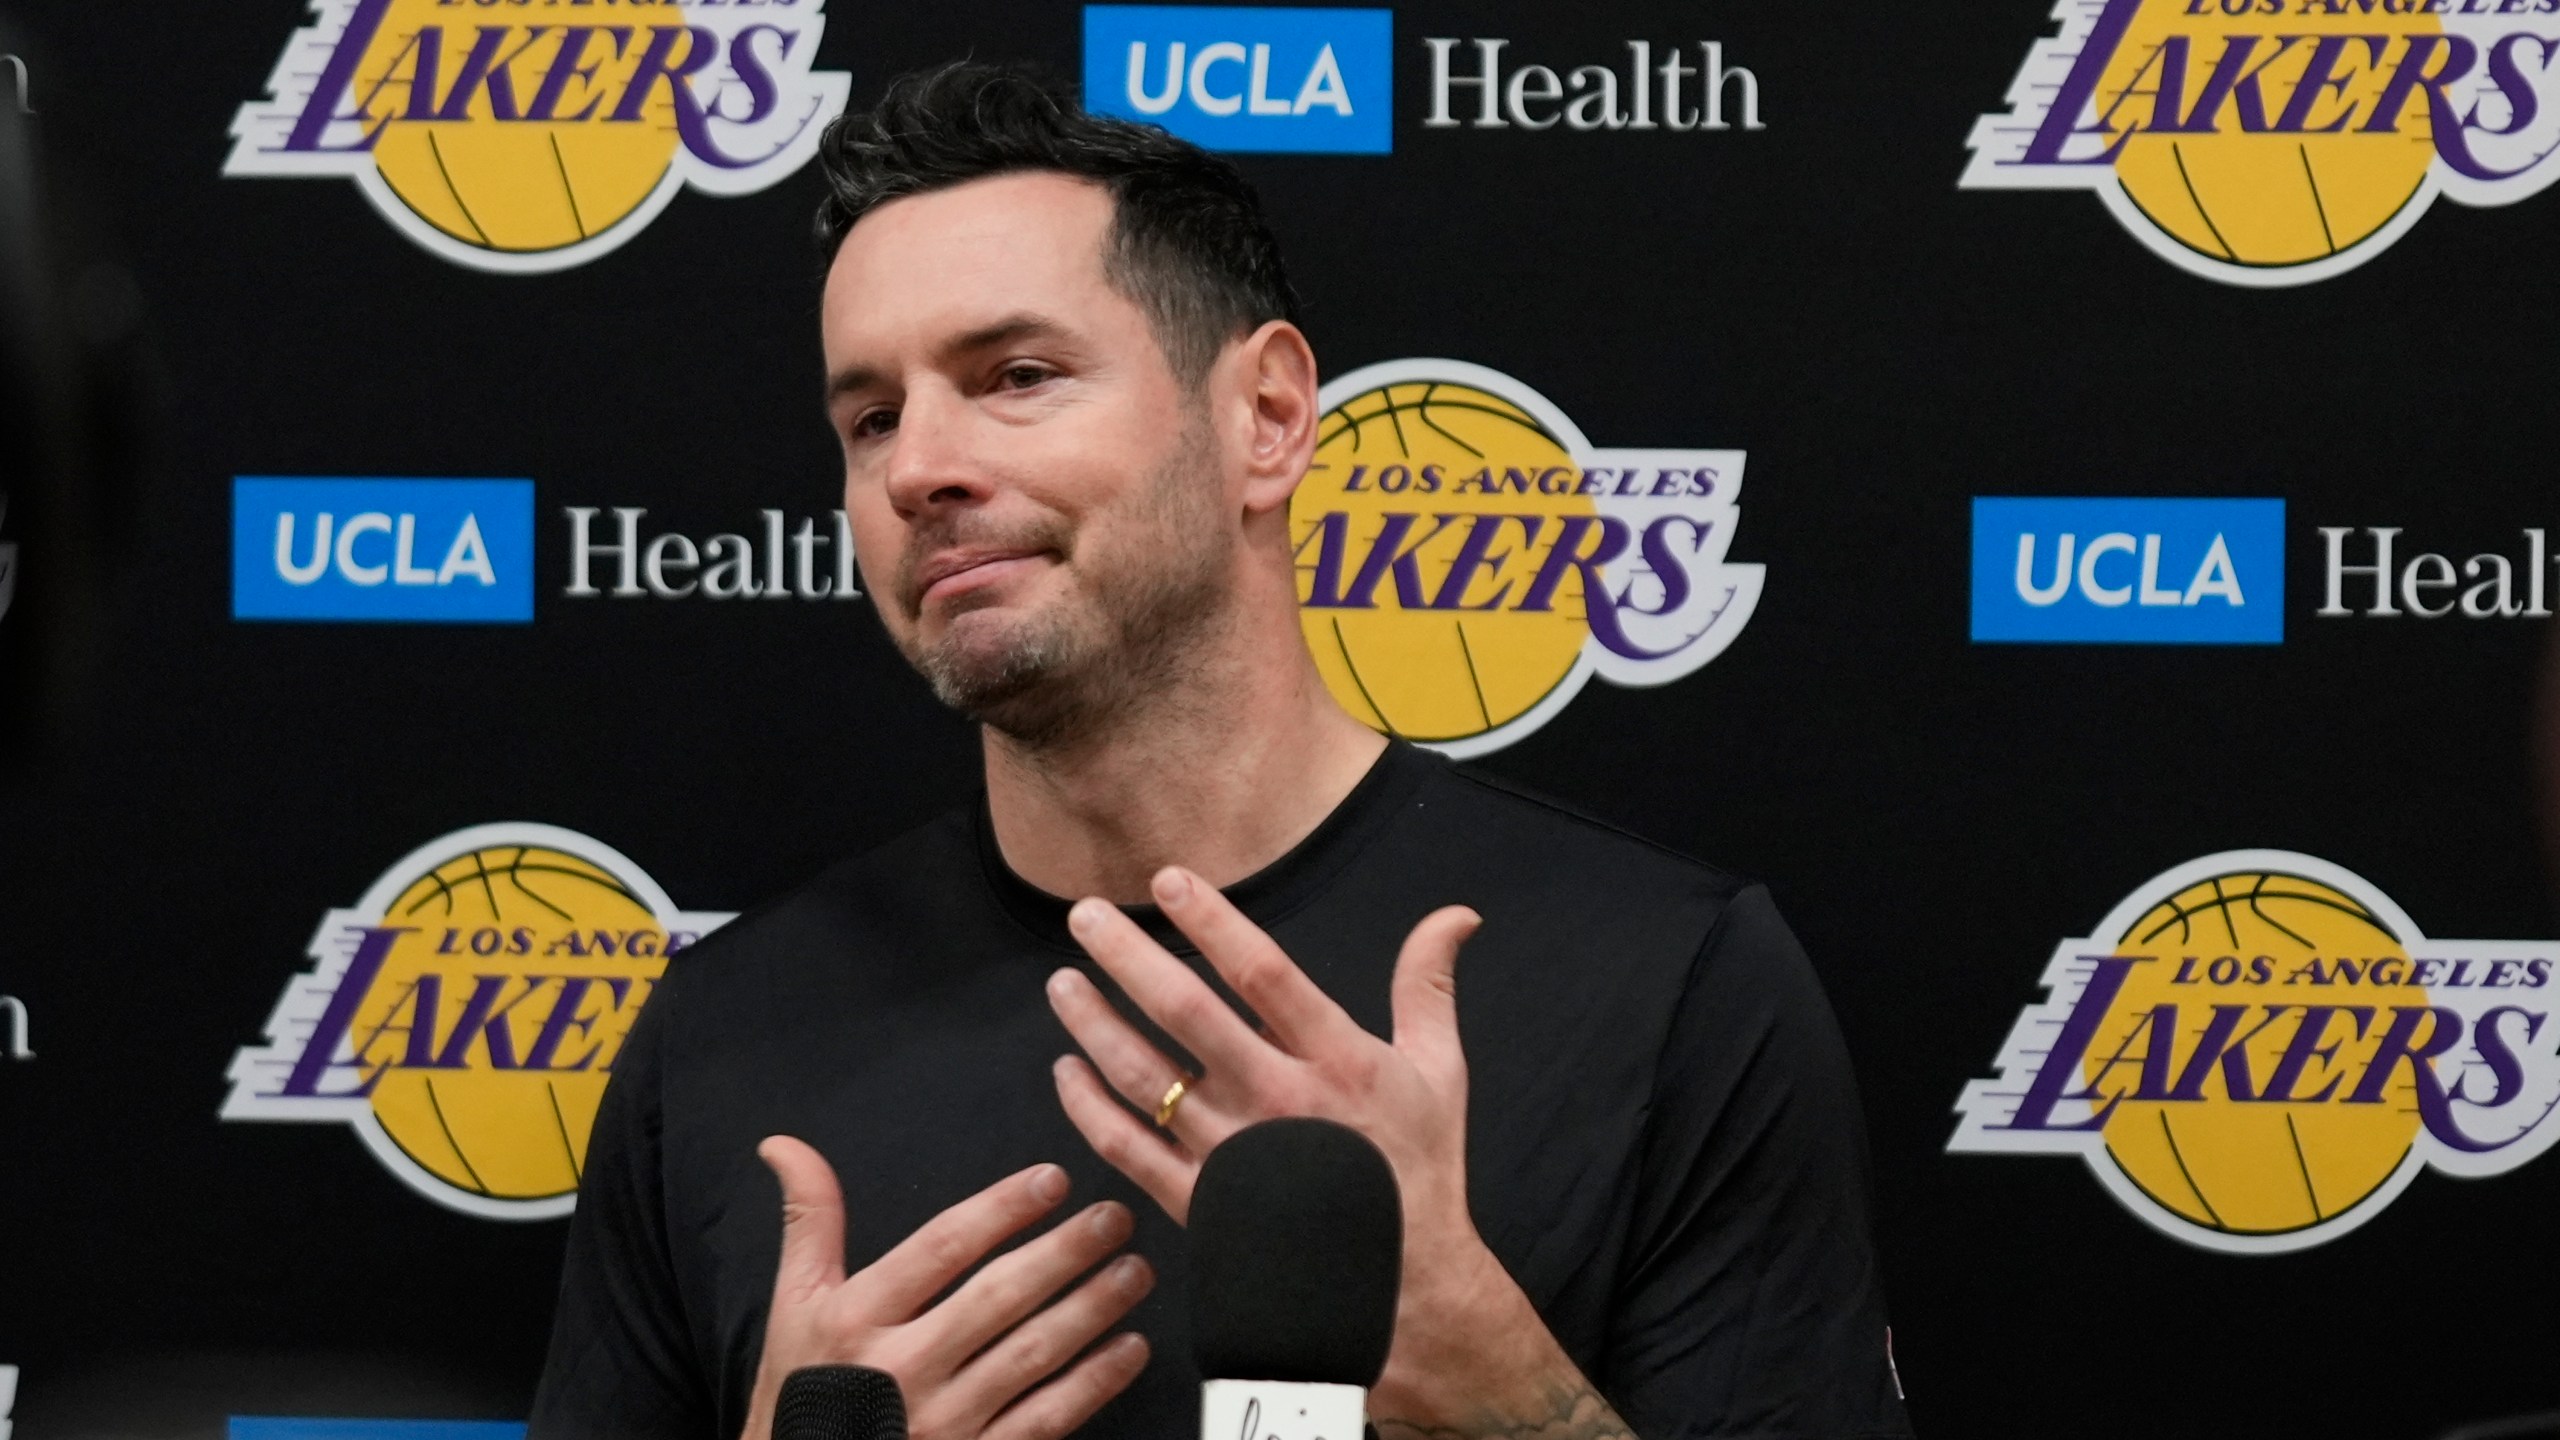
(822, 312, 1074, 406)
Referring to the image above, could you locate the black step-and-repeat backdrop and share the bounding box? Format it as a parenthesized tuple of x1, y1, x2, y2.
(5, 1, 2559, 1437)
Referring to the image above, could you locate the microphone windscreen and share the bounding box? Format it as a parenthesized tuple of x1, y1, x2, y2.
(1189, 1116, 1402, 1386)
(775, 1364, 907, 1440)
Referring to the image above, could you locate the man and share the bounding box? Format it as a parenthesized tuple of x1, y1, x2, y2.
(531, 62, 1910, 1440)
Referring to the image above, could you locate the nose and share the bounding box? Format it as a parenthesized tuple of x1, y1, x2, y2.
(881, 383, 992, 520)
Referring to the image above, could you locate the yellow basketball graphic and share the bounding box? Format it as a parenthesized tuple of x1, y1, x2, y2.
(2103, 1, 2441, 269)
(226, 823, 731, 1219)
(1954, 851, 2560, 1253)
(2088, 872, 2424, 1235)
(227, 1, 850, 271)
(1295, 381, 1594, 743)
(354, 0, 687, 256)
(351, 844, 668, 1204)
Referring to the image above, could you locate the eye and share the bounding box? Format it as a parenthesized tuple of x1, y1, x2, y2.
(995, 363, 1055, 391)
(850, 408, 899, 439)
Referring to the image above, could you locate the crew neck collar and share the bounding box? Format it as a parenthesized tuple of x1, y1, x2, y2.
(974, 738, 1437, 955)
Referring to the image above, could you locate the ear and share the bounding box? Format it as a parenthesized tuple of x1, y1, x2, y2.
(1230, 320, 1319, 519)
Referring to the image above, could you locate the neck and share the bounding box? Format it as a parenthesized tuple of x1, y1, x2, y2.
(982, 594, 1387, 905)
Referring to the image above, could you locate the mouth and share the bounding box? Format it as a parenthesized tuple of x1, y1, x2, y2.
(913, 547, 1053, 611)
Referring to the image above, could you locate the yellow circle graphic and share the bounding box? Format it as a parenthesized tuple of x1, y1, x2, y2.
(351, 844, 667, 1204)
(1294, 381, 1593, 744)
(2106, 1, 2441, 269)
(356, 0, 687, 256)
(2090, 872, 2424, 1236)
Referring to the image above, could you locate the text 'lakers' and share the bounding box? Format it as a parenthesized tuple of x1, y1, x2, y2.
(1292, 361, 1763, 757)
(225, 825, 734, 1220)
(1951, 853, 2560, 1254)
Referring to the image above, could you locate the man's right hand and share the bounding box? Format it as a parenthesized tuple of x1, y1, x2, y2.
(739, 1136, 1154, 1440)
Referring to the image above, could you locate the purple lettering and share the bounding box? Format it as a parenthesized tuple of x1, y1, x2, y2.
(276, 927, 411, 1098)
(2007, 955, 2145, 1130)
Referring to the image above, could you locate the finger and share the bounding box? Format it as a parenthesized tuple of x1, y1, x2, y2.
(1045, 968, 1197, 1123)
(1055, 1055, 1202, 1223)
(947, 1252, 1155, 1430)
(1151, 866, 1371, 1060)
(918, 1198, 1135, 1370)
(850, 1162, 1071, 1320)
(1390, 906, 1482, 1089)
(980, 1334, 1152, 1440)
(758, 1135, 848, 1300)
(1066, 898, 1276, 1081)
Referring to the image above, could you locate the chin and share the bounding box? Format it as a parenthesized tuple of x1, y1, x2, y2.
(918, 608, 1084, 733)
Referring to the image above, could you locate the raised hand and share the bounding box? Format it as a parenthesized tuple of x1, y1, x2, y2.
(1044, 866, 1635, 1436)
(739, 1138, 1154, 1440)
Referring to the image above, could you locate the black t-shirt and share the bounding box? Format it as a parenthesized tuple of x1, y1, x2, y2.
(529, 741, 1912, 1440)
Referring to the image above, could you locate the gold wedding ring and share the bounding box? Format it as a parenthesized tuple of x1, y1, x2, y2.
(1154, 1077, 1190, 1129)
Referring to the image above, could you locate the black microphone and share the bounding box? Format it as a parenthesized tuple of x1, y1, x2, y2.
(1190, 1117, 1402, 1439)
(775, 1365, 907, 1440)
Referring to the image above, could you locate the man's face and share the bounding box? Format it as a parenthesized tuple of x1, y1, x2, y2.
(821, 172, 1232, 742)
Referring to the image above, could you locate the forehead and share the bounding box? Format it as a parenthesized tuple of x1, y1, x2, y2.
(822, 171, 1124, 356)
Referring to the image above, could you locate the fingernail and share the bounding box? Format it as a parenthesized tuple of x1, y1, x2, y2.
(1047, 968, 1077, 999)
(1091, 1201, 1132, 1241)
(1114, 1254, 1152, 1288)
(1029, 1165, 1069, 1204)
(1152, 867, 1191, 904)
(1113, 1333, 1149, 1362)
(1068, 899, 1105, 937)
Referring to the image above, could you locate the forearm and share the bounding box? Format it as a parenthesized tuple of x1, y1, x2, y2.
(1373, 1375, 1635, 1440)
(1368, 1239, 1637, 1440)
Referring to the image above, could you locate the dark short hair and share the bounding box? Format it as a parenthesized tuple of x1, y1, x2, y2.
(813, 61, 1301, 385)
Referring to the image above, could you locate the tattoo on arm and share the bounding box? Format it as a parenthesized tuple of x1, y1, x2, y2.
(1372, 1381, 1636, 1440)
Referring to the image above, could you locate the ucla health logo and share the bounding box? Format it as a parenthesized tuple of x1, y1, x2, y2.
(234, 478, 533, 623)
(1966, 0, 2560, 285)
(1084, 6, 1391, 153)
(225, 824, 733, 1219)
(1952, 852, 2560, 1253)
(227, 0, 850, 272)
(1971, 497, 2282, 644)
(1295, 360, 1760, 757)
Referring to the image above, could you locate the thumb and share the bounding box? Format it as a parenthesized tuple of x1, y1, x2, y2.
(758, 1134, 848, 1299)
(1390, 905, 1481, 1089)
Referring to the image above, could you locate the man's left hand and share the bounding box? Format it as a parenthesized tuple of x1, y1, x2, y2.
(1044, 865, 1633, 1437)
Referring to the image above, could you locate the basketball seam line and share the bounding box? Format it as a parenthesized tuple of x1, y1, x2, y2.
(549, 1083, 584, 1185)
(1416, 383, 1489, 459)
(424, 130, 494, 248)
(2171, 142, 2238, 261)
(470, 850, 505, 917)
(397, 860, 640, 921)
(2285, 1112, 2325, 1221)
(2245, 874, 2317, 950)
(2131, 875, 2392, 948)
(2299, 143, 2337, 255)
(550, 132, 590, 240)
(1317, 396, 1561, 453)
(1453, 620, 1494, 730)
(2157, 1109, 2226, 1228)
(423, 1073, 493, 1197)
(1329, 614, 1398, 737)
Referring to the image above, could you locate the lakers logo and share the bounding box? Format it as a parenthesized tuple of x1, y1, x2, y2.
(1951, 851, 2560, 1253)
(224, 824, 733, 1219)
(1965, 0, 2560, 284)
(225, 0, 849, 272)
(1294, 360, 1763, 757)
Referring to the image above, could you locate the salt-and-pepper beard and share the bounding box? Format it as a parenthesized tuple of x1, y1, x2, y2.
(903, 415, 1232, 749)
